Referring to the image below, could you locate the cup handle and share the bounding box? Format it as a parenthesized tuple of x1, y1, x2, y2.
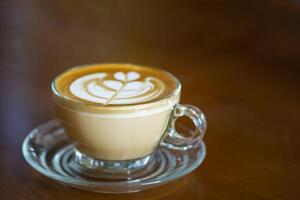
(161, 104, 207, 150)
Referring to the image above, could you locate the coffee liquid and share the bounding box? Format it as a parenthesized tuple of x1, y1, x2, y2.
(54, 63, 178, 106)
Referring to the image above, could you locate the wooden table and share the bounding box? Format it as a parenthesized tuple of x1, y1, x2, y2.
(1, 1, 299, 199)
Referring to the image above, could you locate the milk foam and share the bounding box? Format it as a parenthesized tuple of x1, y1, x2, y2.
(69, 71, 166, 105)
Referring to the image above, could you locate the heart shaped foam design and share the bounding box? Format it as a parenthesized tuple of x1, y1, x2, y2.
(69, 71, 165, 105)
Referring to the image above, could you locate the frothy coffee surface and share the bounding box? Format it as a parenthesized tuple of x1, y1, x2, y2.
(54, 64, 178, 106)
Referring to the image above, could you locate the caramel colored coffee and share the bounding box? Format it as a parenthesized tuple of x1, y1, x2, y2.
(52, 63, 181, 160)
(54, 63, 178, 106)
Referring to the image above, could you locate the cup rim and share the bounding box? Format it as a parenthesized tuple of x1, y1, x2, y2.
(51, 63, 181, 111)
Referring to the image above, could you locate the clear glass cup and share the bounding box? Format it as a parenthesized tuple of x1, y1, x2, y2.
(51, 64, 207, 175)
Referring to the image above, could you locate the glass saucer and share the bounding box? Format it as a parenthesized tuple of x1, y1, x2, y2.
(22, 119, 206, 193)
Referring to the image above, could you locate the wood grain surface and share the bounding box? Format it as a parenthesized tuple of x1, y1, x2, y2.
(1, 1, 299, 199)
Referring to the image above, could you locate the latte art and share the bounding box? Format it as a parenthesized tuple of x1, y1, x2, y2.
(70, 71, 165, 105)
(53, 64, 178, 107)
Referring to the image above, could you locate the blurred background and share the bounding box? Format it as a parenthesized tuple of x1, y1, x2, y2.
(0, 1, 299, 199)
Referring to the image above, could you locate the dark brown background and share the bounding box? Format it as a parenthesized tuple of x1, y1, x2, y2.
(1, 0, 300, 199)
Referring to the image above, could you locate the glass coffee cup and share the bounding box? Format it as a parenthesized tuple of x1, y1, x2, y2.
(51, 63, 207, 174)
